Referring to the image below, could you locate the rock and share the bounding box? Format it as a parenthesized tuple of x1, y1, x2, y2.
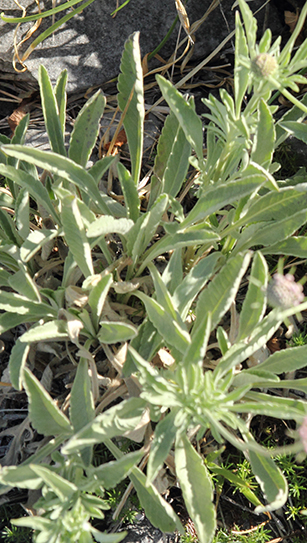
(119, 515, 179, 543)
(0, 0, 283, 93)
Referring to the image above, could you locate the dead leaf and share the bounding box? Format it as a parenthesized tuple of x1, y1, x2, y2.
(285, 10, 299, 34)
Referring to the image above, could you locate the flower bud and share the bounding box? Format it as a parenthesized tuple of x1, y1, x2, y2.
(267, 273, 304, 309)
(252, 53, 278, 78)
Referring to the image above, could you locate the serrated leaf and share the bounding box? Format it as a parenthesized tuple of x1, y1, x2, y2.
(61, 194, 94, 278)
(175, 433, 216, 543)
(23, 367, 72, 436)
(249, 450, 288, 513)
(38, 65, 66, 156)
(118, 32, 144, 185)
(69, 90, 106, 167)
(196, 252, 251, 332)
(156, 75, 203, 161)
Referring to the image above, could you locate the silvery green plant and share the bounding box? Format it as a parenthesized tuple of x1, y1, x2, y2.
(1, 1, 307, 541)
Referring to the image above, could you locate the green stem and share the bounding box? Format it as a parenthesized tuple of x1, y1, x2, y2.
(148, 16, 179, 61)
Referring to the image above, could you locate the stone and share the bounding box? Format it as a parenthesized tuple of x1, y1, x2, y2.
(0, 0, 283, 93)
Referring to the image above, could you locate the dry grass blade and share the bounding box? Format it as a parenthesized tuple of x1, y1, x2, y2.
(175, 0, 194, 45)
(13, 0, 42, 72)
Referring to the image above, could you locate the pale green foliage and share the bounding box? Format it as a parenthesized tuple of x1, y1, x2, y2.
(1, 2, 307, 542)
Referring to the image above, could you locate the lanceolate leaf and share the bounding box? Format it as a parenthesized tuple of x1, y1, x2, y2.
(156, 75, 203, 161)
(257, 344, 307, 374)
(89, 449, 144, 489)
(20, 228, 59, 263)
(118, 32, 144, 185)
(251, 99, 275, 168)
(135, 290, 190, 354)
(238, 251, 268, 340)
(87, 273, 113, 331)
(180, 174, 265, 229)
(0, 164, 59, 223)
(173, 252, 221, 319)
(116, 162, 140, 222)
(0, 290, 57, 317)
(149, 110, 191, 206)
(18, 320, 68, 343)
(69, 90, 106, 167)
(23, 367, 72, 436)
(55, 69, 67, 135)
(69, 358, 95, 437)
(249, 450, 288, 513)
(97, 321, 138, 343)
(9, 339, 30, 390)
(262, 236, 307, 258)
(235, 187, 307, 228)
(38, 65, 66, 156)
(235, 209, 307, 253)
(195, 251, 251, 332)
(62, 398, 146, 453)
(127, 193, 169, 264)
(61, 194, 94, 278)
(175, 434, 216, 543)
(31, 465, 77, 501)
(147, 410, 178, 484)
(0, 146, 124, 217)
(104, 438, 184, 534)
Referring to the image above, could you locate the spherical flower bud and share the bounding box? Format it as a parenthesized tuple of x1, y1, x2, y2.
(252, 53, 278, 78)
(266, 273, 304, 309)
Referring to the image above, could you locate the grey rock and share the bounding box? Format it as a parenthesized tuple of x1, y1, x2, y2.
(0, 0, 283, 93)
(119, 515, 179, 543)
